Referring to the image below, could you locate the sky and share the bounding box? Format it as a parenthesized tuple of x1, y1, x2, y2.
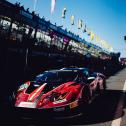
(7, 0, 126, 57)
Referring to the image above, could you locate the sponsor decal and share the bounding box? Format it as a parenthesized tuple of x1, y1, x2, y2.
(53, 99, 67, 104)
(70, 101, 78, 109)
(53, 107, 65, 112)
(17, 102, 36, 108)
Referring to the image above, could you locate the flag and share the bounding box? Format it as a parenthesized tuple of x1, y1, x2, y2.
(70, 15, 74, 25)
(83, 25, 87, 33)
(90, 32, 95, 40)
(51, 0, 56, 14)
(61, 8, 67, 18)
(78, 19, 83, 29)
(34, 0, 37, 11)
(103, 41, 108, 49)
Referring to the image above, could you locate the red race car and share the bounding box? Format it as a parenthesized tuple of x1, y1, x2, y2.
(12, 69, 106, 119)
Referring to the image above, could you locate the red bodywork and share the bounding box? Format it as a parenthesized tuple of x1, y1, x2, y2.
(15, 81, 84, 109)
(14, 73, 106, 111)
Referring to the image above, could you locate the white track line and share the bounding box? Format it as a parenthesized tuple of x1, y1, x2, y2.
(111, 81, 126, 126)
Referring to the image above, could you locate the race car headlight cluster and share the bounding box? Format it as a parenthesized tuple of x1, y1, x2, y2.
(18, 83, 29, 91)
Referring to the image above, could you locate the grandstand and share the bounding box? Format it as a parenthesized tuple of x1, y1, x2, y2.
(0, 0, 123, 80)
(0, 0, 110, 59)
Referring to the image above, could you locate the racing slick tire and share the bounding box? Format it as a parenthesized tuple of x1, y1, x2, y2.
(96, 82, 106, 95)
(82, 86, 92, 104)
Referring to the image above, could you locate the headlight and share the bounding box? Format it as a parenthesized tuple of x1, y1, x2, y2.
(18, 83, 29, 91)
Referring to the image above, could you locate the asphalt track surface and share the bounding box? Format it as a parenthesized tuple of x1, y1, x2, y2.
(2, 68, 126, 126)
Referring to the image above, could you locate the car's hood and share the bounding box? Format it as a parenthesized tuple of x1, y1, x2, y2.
(15, 81, 83, 108)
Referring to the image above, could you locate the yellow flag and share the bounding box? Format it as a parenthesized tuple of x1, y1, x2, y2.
(90, 32, 95, 40)
(70, 15, 74, 25)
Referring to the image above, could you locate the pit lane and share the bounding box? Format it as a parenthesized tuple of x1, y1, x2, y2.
(1, 68, 126, 126)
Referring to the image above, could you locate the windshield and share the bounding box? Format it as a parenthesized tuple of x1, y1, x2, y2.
(34, 71, 79, 84)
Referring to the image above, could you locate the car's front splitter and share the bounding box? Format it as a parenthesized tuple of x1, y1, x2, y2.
(12, 101, 87, 120)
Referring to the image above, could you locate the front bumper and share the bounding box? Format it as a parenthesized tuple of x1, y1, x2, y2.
(12, 101, 87, 120)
